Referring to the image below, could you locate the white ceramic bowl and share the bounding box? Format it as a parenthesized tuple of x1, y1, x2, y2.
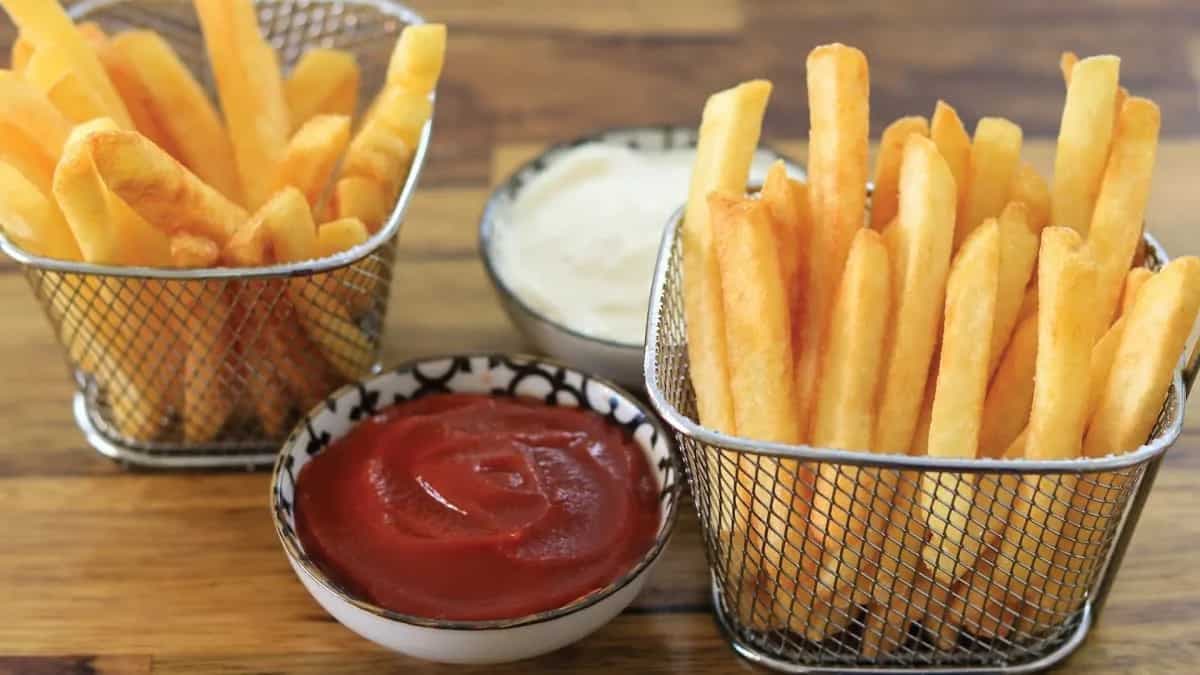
(479, 125, 804, 389)
(270, 354, 682, 664)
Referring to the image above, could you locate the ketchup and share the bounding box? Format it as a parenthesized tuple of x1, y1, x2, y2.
(294, 393, 661, 621)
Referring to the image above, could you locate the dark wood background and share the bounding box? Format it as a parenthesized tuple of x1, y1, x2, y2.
(2, 1, 1200, 673)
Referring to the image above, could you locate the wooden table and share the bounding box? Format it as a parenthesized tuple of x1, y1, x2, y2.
(3, 1, 1200, 673)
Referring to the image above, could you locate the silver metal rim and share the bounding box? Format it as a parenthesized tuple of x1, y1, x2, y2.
(642, 208, 1184, 474)
(0, 0, 433, 281)
(709, 578, 1091, 675)
(477, 124, 805, 352)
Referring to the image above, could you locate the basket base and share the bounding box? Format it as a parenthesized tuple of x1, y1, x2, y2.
(709, 576, 1092, 674)
(73, 393, 278, 470)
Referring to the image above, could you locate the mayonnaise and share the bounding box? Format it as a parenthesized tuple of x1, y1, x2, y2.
(492, 142, 777, 345)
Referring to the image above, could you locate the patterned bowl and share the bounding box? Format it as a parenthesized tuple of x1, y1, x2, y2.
(478, 125, 803, 389)
(269, 354, 682, 664)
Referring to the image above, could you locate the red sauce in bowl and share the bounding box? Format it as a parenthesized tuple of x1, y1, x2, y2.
(294, 393, 662, 621)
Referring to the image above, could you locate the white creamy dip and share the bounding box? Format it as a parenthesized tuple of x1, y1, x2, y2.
(492, 142, 776, 345)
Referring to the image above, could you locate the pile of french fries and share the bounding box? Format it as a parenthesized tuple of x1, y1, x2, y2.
(0, 0, 445, 442)
(683, 43, 1200, 652)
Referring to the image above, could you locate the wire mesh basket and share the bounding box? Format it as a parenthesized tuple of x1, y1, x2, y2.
(0, 0, 432, 468)
(644, 207, 1194, 673)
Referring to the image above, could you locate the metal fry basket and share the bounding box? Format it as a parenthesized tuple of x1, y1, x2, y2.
(644, 208, 1193, 673)
(0, 0, 432, 468)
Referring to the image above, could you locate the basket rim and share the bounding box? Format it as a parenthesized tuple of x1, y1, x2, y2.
(0, 0, 432, 281)
(642, 204, 1186, 475)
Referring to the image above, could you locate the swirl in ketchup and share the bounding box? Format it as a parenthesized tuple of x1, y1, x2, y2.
(294, 393, 661, 621)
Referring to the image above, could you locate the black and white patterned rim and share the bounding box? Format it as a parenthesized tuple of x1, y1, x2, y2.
(270, 353, 683, 631)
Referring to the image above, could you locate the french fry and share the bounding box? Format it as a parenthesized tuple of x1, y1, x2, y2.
(957, 118, 1021, 250)
(82, 128, 247, 245)
(228, 289, 292, 437)
(870, 116, 928, 228)
(194, 0, 289, 207)
(1010, 161, 1051, 231)
(169, 233, 220, 268)
(0, 159, 80, 259)
(341, 120, 414, 201)
(23, 44, 108, 123)
(94, 36, 178, 156)
(863, 136, 956, 632)
(1086, 97, 1160, 326)
(1120, 267, 1152, 318)
(990, 227, 1099, 632)
(1085, 317, 1127, 431)
(988, 202, 1039, 377)
(315, 217, 368, 258)
(1062, 50, 1128, 136)
(10, 33, 32, 73)
(182, 282, 237, 442)
(107, 30, 242, 203)
(710, 191, 821, 634)
(808, 228, 890, 620)
(760, 160, 807, 323)
(1085, 256, 1200, 456)
(332, 176, 390, 233)
(0, 0, 133, 127)
(53, 119, 171, 266)
(681, 80, 770, 435)
(386, 23, 447, 95)
(921, 220, 999, 583)
(1018, 281, 1038, 321)
(274, 114, 351, 211)
(0, 69, 71, 192)
(798, 44, 869, 439)
(285, 48, 360, 130)
(930, 101, 970, 209)
(978, 312, 1038, 459)
(1051, 55, 1120, 236)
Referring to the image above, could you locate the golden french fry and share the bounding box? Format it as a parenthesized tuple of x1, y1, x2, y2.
(1085, 317, 1127, 428)
(333, 176, 390, 233)
(194, 0, 289, 207)
(760, 160, 807, 323)
(10, 32, 33, 73)
(931, 101, 970, 209)
(275, 114, 351, 211)
(0, 159, 80, 259)
(809, 228, 891, 618)
(994, 228, 1099, 631)
(182, 282, 236, 442)
(921, 220, 999, 583)
(871, 116, 929, 228)
(53, 119, 172, 266)
(1010, 161, 1051, 231)
(866, 136, 956, 622)
(341, 120, 413, 201)
(23, 44, 108, 123)
(386, 23, 447, 95)
(798, 43, 869, 438)
(710, 191, 818, 634)
(1120, 267, 1152, 318)
(169, 233, 220, 268)
(286, 48, 360, 130)
(1052, 55, 1120, 236)
(1018, 281, 1038, 322)
(108, 30, 242, 203)
(0, 0, 132, 127)
(95, 37, 177, 155)
(1086, 97, 1160, 326)
(83, 128, 247, 245)
(0, 69, 71, 192)
(988, 202, 1039, 377)
(1085, 256, 1200, 456)
(315, 217, 369, 258)
(682, 80, 770, 435)
(1061, 51, 1128, 138)
(978, 312, 1038, 459)
(957, 118, 1022, 249)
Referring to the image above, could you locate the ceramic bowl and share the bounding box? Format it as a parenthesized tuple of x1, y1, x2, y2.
(270, 353, 682, 664)
(479, 125, 804, 389)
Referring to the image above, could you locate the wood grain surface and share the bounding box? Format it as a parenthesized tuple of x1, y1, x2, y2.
(3, 1, 1200, 673)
